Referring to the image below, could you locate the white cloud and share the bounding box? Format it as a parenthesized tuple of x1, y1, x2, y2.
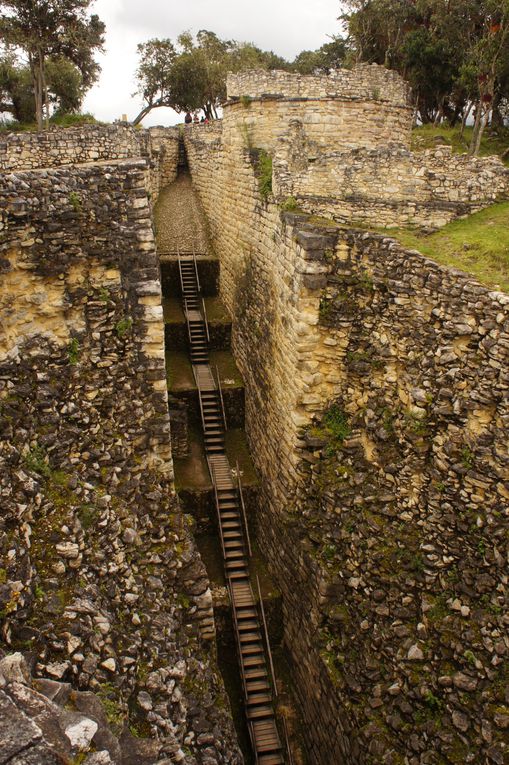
(83, 0, 343, 126)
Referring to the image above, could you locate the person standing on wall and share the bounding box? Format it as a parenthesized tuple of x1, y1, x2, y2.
(185, 112, 192, 125)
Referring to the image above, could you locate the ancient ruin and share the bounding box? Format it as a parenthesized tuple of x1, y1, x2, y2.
(1, 64, 508, 765)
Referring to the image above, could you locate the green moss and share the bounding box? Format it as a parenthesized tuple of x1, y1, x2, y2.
(166, 350, 195, 391)
(96, 682, 124, 731)
(280, 196, 301, 212)
(24, 445, 50, 477)
(461, 446, 475, 470)
(78, 504, 99, 530)
(177, 593, 190, 609)
(225, 429, 259, 485)
(115, 317, 132, 338)
(319, 297, 333, 321)
(311, 404, 351, 456)
(405, 411, 430, 436)
(308, 215, 338, 228)
(240, 95, 253, 108)
(209, 350, 243, 388)
(68, 191, 82, 212)
(203, 297, 230, 323)
(67, 337, 80, 365)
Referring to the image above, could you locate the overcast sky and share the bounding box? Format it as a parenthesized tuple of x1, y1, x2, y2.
(83, 0, 343, 126)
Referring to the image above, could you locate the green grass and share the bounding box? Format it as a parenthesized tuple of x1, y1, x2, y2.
(203, 297, 230, 323)
(389, 201, 509, 292)
(256, 149, 273, 200)
(165, 350, 194, 391)
(0, 112, 103, 134)
(411, 124, 509, 166)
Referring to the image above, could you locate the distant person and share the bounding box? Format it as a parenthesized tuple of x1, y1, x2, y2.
(184, 112, 192, 125)
(200, 116, 205, 123)
(193, 113, 200, 124)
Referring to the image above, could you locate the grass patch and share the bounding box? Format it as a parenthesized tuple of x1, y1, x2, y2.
(165, 350, 194, 391)
(115, 316, 132, 338)
(203, 297, 230, 323)
(411, 124, 509, 165)
(225, 429, 259, 485)
(389, 202, 509, 292)
(0, 112, 103, 134)
(253, 149, 272, 200)
(309, 403, 351, 456)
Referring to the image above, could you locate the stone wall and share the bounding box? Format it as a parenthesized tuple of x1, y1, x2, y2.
(274, 142, 509, 228)
(284, 227, 509, 765)
(184, 123, 356, 762)
(144, 127, 180, 200)
(184, 99, 509, 763)
(0, 160, 241, 763)
(0, 124, 141, 171)
(184, 128, 328, 511)
(221, 67, 509, 229)
(225, 64, 413, 153)
(0, 123, 180, 203)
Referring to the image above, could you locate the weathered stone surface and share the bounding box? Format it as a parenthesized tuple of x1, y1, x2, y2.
(0, 150, 241, 762)
(182, 68, 509, 765)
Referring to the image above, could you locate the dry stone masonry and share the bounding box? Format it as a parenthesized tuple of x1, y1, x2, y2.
(226, 64, 509, 229)
(0, 149, 241, 762)
(183, 65, 509, 764)
(2, 61, 509, 765)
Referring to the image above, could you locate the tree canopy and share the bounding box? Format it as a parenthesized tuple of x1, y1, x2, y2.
(133, 30, 293, 124)
(342, 0, 509, 152)
(0, 0, 105, 129)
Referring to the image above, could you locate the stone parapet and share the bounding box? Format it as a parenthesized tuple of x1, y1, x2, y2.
(0, 123, 141, 171)
(227, 64, 412, 107)
(0, 123, 180, 203)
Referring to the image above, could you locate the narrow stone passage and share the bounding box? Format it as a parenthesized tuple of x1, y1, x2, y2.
(154, 172, 209, 255)
(175, 253, 285, 764)
(157, 166, 308, 765)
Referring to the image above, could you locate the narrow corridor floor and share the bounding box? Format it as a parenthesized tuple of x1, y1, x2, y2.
(154, 172, 209, 255)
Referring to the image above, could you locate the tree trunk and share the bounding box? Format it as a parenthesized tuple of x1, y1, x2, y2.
(132, 103, 156, 125)
(491, 91, 504, 128)
(460, 101, 473, 137)
(30, 52, 43, 131)
(40, 52, 49, 130)
(469, 99, 484, 155)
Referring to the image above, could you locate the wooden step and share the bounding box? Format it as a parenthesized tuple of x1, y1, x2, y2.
(242, 655, 266, 668)
(246, 705, 273, 720)
(247, 693, 272, 707)
(246, 680, 271, 693)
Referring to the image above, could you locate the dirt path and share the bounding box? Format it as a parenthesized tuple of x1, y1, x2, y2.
(154, 172, 210, 256)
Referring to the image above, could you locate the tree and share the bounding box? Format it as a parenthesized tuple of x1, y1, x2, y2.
(133, 30, 291, 124)
(341, 0, 509, 138)
(292, 36, 347, 74)
(466, 1, 509, 153)
(0, 0, 104, 130)
(0, 52, 32, 120)
(132, 38, 177, 125)
(0, 52, 84, 122)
